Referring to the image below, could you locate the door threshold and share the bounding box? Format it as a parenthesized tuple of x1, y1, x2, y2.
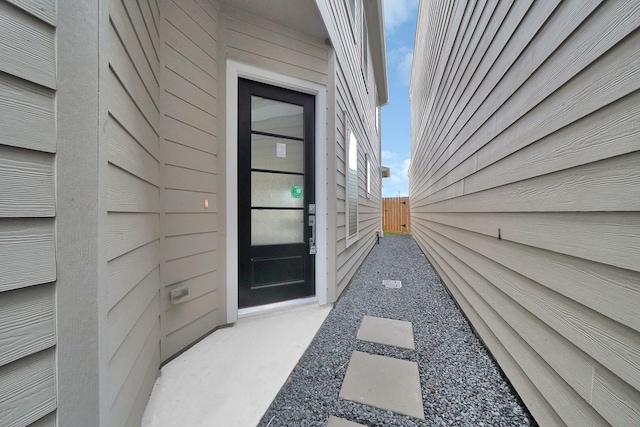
(238, 296, 318, 319)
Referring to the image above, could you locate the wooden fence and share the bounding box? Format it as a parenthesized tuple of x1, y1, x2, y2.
(382, 197, 410, 234)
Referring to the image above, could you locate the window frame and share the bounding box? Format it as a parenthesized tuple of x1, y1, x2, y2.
(365, 152, 371, 198)
(344, 0, 358, 43)
(345, 116, 359, 247)
(361, 6, 369, 82)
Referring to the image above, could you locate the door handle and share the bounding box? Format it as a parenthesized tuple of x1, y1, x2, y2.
(309, 214, 316, 255)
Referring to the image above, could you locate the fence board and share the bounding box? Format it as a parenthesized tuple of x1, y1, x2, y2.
(383, 197, 410, 234)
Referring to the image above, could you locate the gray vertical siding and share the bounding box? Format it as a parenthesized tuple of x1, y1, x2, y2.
(0, 1, 57, 426)
(106, 0, 161, 425)
(159, 0, 220, 362)
(319, 0, 382, 296)
(410, 1, 640, 425)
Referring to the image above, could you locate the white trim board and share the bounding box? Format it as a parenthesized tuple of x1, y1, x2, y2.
(225, 60, 328, 323)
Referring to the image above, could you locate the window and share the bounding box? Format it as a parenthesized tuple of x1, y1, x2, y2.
(362, 9, 368, 80)
(348, 0, 355, 17)
(375, 106, 380, 133)
(346, 119, 358, 246)
(345, 0, 357, 43)
(366, 153, 371, 197)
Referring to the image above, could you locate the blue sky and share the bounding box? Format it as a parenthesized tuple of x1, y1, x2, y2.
(381, 0, 418, 197)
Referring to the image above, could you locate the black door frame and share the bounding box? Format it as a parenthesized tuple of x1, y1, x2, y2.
(237, 78, 316, 308)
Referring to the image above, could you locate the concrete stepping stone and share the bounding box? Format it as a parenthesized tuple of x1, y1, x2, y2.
(326, 415, 367, 427)
(339, 351, 425, 420)
(356, 315, 415, 350)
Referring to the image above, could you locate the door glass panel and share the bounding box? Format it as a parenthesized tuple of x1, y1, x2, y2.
(251, 96, 303, 138)
(251, 209, 304, 245)
(251, 171, 304, 208)
(252, 134, 304, 173)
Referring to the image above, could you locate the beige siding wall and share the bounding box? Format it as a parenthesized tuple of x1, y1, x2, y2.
(223, 5, 329, 86)
(106, 0, 223, 419)
(0, 1, 57, 425)
(321, 0, 382, 296)
(106, 1, 161, 425)
(0, 1, 382, 425)
(409, 1, 640, 425)
(159, 0, 220, 362)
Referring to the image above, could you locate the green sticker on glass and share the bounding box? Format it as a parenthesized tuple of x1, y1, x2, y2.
(291, 184, 303, 199)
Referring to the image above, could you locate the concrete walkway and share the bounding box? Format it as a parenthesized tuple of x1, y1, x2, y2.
(141, 304, 331, 427)
(142, 236, 534, 426)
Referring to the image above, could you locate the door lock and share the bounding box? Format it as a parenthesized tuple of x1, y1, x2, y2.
(309, 214, 316, 255)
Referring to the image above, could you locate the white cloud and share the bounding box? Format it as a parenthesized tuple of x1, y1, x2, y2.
(388, 46, 413, 86)
(400, 158, 411, 178)
(389, 157, 410, 183)
(383, 0, 419, 32)
(382, 150, 395, 161)
(398, 48, 413, 86)
(381, 151, 411, 196)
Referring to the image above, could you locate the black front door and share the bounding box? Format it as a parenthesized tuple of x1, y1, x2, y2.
(238, 78, 316, 308)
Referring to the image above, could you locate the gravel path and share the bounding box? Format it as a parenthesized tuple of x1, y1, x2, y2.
(258, 235, 535, 426)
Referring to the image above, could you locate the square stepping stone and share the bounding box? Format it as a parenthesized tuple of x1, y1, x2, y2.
(326, 415, 367, 427)
(339, 351, 425, 420)
(356, 315, 415, 350)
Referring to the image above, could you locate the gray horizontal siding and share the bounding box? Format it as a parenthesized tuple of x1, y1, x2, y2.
(0, 284, 55, 369)
(0, 1, 55, 89)
(0, 349, 56, 427)
(225, 5, 328, 85)
(160, 0, 220, 362)
(0, 1, 57, 426)
(0, 145, 54, 218)
(0, 72, 55, 153)
(5, 0, 55, 26)
(0, 219, 55, 293)
(410, 0, 640, 425)
(27, 412, 56, 427)
(323, 0, 381, 296)
(106, 0, 162, 426)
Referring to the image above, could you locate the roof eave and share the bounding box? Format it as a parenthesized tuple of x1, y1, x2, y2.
(364, 0, 389, 106)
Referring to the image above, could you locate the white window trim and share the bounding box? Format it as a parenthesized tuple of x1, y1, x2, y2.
(344, 0, 358, 43)
(366, 152, 371, 198)
(345, 115, 359, 248)
(226, 60, 328, 323)
(361, 6, 369, 83)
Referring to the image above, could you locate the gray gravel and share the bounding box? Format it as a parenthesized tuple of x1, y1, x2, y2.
(258, 235, 535, 426)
